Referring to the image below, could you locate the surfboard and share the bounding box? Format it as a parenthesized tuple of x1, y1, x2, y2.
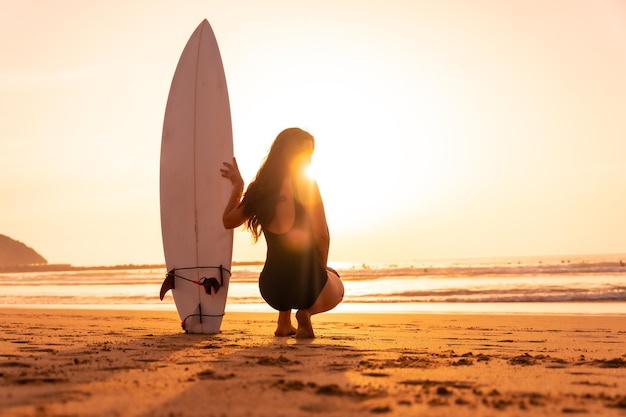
(159, 19, 233, 334)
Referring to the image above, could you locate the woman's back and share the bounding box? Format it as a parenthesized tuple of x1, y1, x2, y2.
(263, 177, 298, 235)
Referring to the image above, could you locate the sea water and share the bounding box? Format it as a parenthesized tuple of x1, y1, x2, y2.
(1, 253, 625, 315)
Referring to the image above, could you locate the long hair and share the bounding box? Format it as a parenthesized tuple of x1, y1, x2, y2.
(241, 128, 315, 241)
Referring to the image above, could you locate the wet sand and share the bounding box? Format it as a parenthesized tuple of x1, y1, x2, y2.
(1, 308, 625, 416)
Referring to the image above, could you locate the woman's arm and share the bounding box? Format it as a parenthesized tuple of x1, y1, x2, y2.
(221, 158, 246, 229)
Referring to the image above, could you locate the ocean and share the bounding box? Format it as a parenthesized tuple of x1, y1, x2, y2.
(1, 253, 625, 315)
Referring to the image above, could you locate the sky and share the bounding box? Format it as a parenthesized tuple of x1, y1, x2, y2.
(1, 0, 626, 266)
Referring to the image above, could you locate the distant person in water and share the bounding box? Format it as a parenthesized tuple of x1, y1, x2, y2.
(221, 128, 344, 338)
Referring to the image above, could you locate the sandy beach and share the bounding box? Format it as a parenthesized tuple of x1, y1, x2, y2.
(0, 308, 624, 417)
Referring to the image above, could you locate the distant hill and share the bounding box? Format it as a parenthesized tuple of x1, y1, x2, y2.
(0, 234, 47, 267)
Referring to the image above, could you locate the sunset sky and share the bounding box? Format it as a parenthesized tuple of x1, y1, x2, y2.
(2, 1, 625, 266)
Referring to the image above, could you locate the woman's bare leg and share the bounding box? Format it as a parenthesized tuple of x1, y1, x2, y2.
(275, 310, 296, 336)
(296, 270, 344, 339)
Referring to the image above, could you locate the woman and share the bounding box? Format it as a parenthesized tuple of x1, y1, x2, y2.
(221, 128, 344, 338)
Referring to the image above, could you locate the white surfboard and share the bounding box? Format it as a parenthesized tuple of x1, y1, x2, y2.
(159, 19, 233, 334)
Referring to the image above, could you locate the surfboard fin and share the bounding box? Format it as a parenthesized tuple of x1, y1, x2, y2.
(159, 271, 176, 300)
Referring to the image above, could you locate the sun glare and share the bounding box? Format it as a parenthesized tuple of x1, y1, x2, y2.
(306, 162, 317, 179)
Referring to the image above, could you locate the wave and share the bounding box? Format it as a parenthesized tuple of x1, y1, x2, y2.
(1, 257, 625, 311)
(346, 286, 626, 304)
(338, 263, 626, 281)
(3, 263, 624, 287)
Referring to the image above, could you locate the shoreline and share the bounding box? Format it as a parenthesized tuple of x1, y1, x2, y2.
(1, 308, 624, 416)
(1, 301, 625, 316)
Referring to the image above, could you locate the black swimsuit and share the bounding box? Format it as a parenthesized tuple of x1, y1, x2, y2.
(258, 199, 328, 311)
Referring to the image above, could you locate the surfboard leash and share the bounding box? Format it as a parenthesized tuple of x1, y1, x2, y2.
(161, 266, 231, 331)
(163, 265, 232, 296)
(181, 303, 225, 332)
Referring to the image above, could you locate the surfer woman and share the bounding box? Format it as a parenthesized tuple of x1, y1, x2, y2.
(221, 128, 344, 338)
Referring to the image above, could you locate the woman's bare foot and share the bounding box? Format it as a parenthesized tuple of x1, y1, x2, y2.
(274, 325, 297, 337)
(295, 310, 315, 339)
(275, 311, 296, 337)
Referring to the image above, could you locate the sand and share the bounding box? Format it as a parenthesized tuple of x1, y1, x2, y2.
(0, 308, 625, 417)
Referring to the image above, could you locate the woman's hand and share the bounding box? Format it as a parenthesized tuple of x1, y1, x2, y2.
(221, 157, 246, 229)
(221, 157, 244, 193)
